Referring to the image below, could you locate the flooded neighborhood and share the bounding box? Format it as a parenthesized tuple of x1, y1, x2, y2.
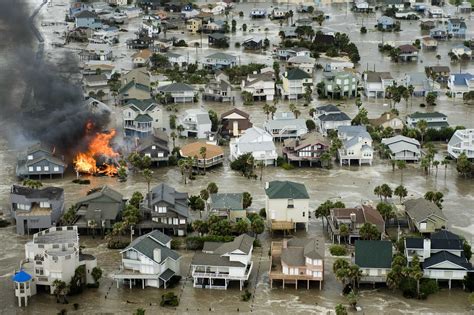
(0, 0, 474, 313)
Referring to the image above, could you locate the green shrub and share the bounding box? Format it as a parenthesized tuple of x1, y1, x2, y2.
(0, 219, 10, 228)
(160, 292, 179, 307)
(107, 239, 130, 249)
(171, 239, 182, 250)
(281, 162, 294, 170)
(419, 279, 439, 299)
(399, 277, 417, 298)
(259, 208, 266, 218)
(241, 289, 252, 301)
(276, 156, 285, 166)
(72, 179, 90, 185)
(253, 239, 261, 247)
(329, 245, 347, 256)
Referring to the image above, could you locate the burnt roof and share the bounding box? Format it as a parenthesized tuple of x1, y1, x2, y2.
(11, 185, 64, 200)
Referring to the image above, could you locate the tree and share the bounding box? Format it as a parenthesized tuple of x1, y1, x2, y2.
(335, 304, 348, 315)
(410, 255, 424, 296)
(315, 200, 345, 228)
(441, 158, 450, 177)
(374, 185, 383, 201)
(134, 308, 146, 315)
(231, 19, 237, 32)
(424, 191, 444, 209)
(425, 92, 437, 106)
(432, 160, 440, 177)
(251, 217, 265, 237)
(386, 254, 407, 290)
(346, 290, 358, 309)
(394, 185, 408, 203)
(22, 179, 43, 189)
(242, 23, 247, 32)
(306, 119, 316, 131)
(376, 202, 395, 222)
(456, 152, 471, 177)
(170, 131, 177, 149)
(351, 108, 369, 125)
(209, 217, 232, 236)
(52, 279, 68, 304)
(199, 189, 209, 201)
(199, 146, 207, 174)
(188, 195, 205, 211)
(359, 223, 380, 240)
(243, 192, 252, 209)
(208, 110, 219, 132)
(192, 220, 209, 236)
(142, 169, 153, 208)
(129, 191, 144, 209)
(333, 258, 350, 286)
(380, 183, 393, 201)
(408, 85, 414, 106)
(234, 219, 249, 234)
(207, 182, 218, 194)
(315, 14, 325, 26)
(396, 160, 407, 181)
(178, 158, 190, 184)
(150, 53, 170, 69)
(91, 267, 103, 285)
(339, 224, 349, 243)
(416, 120, 428, 146)
(320, 152, 332, 169)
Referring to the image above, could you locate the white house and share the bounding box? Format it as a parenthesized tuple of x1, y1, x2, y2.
(156, 82, 195, 103)
(122, 99, 163, 138)
(82, 43, 113, 61)
(287, 55, 316, 74)
(363, 71, 395, 98)
(229, 126, 278, 166)
(241, 72, 275, 101)
(179, 109, 212, 139)
(142, 19, 161, 37)
(381, 135, 421, 161)
(355, 240, 393, 284)
(405, 230, 472, 289)
(264, 112, 308, 140)
(203, 52, 237, 70)
(447, 72, 474, 98)
(337, 125, 373, 166)
(265, 180, 310, 231)
(314, 104, 351, 136)
(448, 129, 474, 159)
(113, 230, 181, 289)
(165, 52, 187, 68)
(191, 234, 254, 290)
(406, 112, 449, 130)
(22, 226, 97, 294)
(451, 44, 472, 58)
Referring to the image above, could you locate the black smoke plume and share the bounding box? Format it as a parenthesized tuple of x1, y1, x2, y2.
(0, 0, 110, 156)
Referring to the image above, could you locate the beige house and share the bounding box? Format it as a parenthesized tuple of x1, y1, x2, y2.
(131, 49, 152, 67)
(405, 198, 447, 233)
(368, 112, 404, 131)
(186, 18, 202, 33)
(265, 180, 310, 232)
(269, 238, 324, 290)
(119, 68, 151, 102)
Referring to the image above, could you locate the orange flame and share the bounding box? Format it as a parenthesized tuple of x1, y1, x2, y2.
(73, 127, 119, 176)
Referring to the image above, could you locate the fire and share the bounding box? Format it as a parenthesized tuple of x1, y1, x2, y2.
(73, 127, 119, 176)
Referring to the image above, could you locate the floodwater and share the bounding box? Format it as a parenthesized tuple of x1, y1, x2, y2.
(0, 0, 474, 314)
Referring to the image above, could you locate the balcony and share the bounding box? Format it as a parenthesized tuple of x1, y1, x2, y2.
(192, 262, 253, 281)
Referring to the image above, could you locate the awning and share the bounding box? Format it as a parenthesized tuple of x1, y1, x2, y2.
(159, 269, 175, 282)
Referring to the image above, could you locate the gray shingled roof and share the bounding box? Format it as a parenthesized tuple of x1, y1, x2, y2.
(404, 198, 447, 223)
(210, 193, 244, 211)
(265, 180, 310, 199)
(145, 183, 189, 218)
(213, 234, 254, 255)
(157, 82, 194, 92)
(123, 230, 180, 263)
(423, 251, 472, 270)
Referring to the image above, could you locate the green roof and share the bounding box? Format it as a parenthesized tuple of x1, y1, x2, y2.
(210, 193, 243, 211)
(125, 99, 155, 111)
(265, 181, 309, 199)
(135, 114, 153, 123)
(286, 68, 312, 80)
(355, 240, 392, 269)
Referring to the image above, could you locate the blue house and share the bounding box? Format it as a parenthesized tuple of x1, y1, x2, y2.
(430, 27, 448, 40)
(447, 18, 467, 38)
(75, 10, 102, 29)
(377, 16, 395, 30)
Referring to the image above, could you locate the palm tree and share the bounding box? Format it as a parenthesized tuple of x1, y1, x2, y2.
(432, 160, 440, 177)
(289, 103, 296, 115)
(199, 146, 207, 175)
(263, 103, 271, 120)
(177, 124, 185, 137)
(339, 224, 349, 243)
(348, 265, 362, 288)
(170, 132, 177, 149)
(441, 158, 449, 177)
(420, 157, 430, 175)
(380, 184, 393, 201)
(52, 279, 68, 303)
(178, 159, 188, 184)
(394, 185, 407, 203)
(315, 14, 325, 27)
(22, 179, 42, 189)
(407, 84, 414, 106)
(293, 109, 301, 119)
(396, 160, 407, 182)
(142, 169, 153, 208)
(373, 185, 383, 201)
(416, 120, 428, 146)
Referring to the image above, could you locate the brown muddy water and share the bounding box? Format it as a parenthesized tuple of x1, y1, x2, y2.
(1, 0, 474, 313)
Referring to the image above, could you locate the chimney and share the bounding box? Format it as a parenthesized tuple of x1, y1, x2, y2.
(265, 182, 269, 189)
(153, 248, 162, 262)
(423, 238, 431, 260)
(386, 113, 390, 120)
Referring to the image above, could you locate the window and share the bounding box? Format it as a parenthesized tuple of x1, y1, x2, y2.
(53, 166, 59, 172)
(145, 153, 151, 158)
(287, 199, 294, 208)
(158, 207, 166, 213)
(313, 259, 322, 266)
(27, 155, 33, 160)
(151, 145, 156, 150)
(313, 271, 322, 278)
(157, 152, 164, 157)
(28, 166, 34, 172)
(302, 211, 305, 217)
(36, 166, 42, 171)
(173, 218, 178, 225)
(44, 166, 49, 171)
(179, 219, 186, 224)
(306, 257, 312, 265)
(419, 222, 427, 231)
(40, 202, 50, 208)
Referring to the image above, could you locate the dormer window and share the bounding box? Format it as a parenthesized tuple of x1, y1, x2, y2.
(27, 155, 33, 160)
(288, 199, 294, 208)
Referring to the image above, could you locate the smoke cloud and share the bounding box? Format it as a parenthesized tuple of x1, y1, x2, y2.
(0, 0, 110, 156)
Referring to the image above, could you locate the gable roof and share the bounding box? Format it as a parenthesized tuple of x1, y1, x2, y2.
(319, 112, 351, 122)
(221, 108, 250, 120)
(284, 132, 329, 150)
(76, 186, 123, 204)
(123, 230, 180, 263)
(423, 251, 472, 270)
(355, 240, 392, 268)
(145, 183, 189, 218)
(265, 180, 310, 199)
(404, 198, 447, 223)
(316, 104, 341, 113)
(381, 135, 420, 147)
(369, 112, 403, 127)
(157, 82, 194, 92)
(213, 234, 254, 255)
(124, 98, 156, 112)
(408, 111, 447, 119)
(192, 234, 254, 267)
(76, 10, 97, 19)
(206, 52, 236, 61)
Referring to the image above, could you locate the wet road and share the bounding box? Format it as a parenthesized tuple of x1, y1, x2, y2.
(1, 0, 474, 313)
